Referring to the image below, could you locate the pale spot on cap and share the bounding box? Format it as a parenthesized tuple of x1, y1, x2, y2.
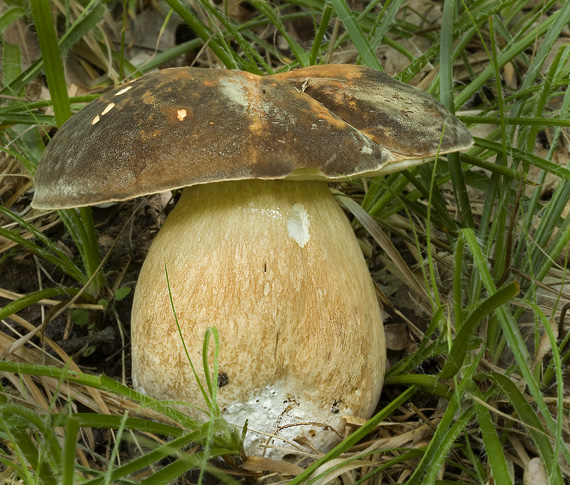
(115, 85, 133, 96)
(91, 115, 100, 125)
(177, 109, 187, 121)
(101, 103, 115, 115)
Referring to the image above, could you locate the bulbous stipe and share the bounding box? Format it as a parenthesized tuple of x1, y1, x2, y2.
(131, 180, 385, 454)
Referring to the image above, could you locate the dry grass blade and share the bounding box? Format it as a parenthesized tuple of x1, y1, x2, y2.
(241, 456, 304, 476)
(337, 193, 429, 305)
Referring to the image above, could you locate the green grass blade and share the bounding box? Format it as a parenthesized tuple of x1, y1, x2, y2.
(29, 0, 71, 126)
(533, 216, 570, 285)
(199, 327, 223, 485)
(163, 0, 238, 69)
(28, 2, 105, 296)
(462, 229, 570, 471)
(0, 226, 86, 285)
(366, 0, 404, 59)
(0, 416, 36, 484)
(83, 432, 202, 485)
(131, 38, 203, 74)
(520, 46, 570, 271)
(383, 374, 452, 399)
(139, 448, 235, 484)
(487, 372, 561, 482)
(52, 413, 184, 436)
(422, 409, 476, 485)
(525, 301, 565, 471)
(165, 264, 212, 411)
(196, 1, 269, 73)
(249, 0, 309, 66)
(78, 207, 105, 294)
(406, 350, 483, 484)
(308, 3, 333, 65)
(201, 327, 220, 413)
(2, 41, 21, 91)
(396, 0, 519, 85)
(354, 449, 425, 484)
(440, 0, 474, 228)
(508, 0, 570, 133)
(454, 9, 560, 108)
(0, 361, 198, 429)
(329, 0, 383, 70)
(0, 206, 87, 285)
(388, 307, 445, 376)
(474, 137, 570, 181)
(1, 405, 61, 484)
(439, 281, 519, 380)
(102, 412, 129, 485)
(0, 287, 81, 322)
(337, 193, 428, 300)
(61, 416, 79, 485)
(407, 164, 458, 232)
(0, 95, 98, 114)
(460, 152, 522, 179)
(0, 112, 55, 125)
(288, 386, 416, 485)
(460, 116, 570, 128)
(0, 6, 26, 35)
(453, 233, 465, 332)
(1, 4, 106, 96)
(56, 208, 103, 293)
(472, 390, 513, 484)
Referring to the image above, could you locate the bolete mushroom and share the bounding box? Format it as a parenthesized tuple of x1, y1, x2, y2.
(31, 65, 472, 454)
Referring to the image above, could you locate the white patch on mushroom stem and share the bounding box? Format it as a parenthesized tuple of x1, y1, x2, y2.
(177, 109, 187, 121)
(246, 202, 281, 219)
(101, 103, 115, 115)
(114, 85, 133, 96)
(134, 384, 147, 395)
(91, 115, 100, 125)
(287, 203, 310, 248)
(223, 385, 347, 456)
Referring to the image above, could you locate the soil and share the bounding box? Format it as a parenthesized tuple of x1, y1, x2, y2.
(0, 192, 176, 379)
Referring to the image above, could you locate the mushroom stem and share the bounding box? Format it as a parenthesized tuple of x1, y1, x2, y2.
(131, 179, 385, 453)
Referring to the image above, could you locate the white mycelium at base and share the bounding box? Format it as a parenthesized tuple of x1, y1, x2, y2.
(131, 179, 385, 455)
(224, 385, 356, 453)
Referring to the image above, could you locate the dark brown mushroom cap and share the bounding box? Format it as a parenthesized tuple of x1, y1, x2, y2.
(31, 65, 473, 209)
(273, 65, 474, 160)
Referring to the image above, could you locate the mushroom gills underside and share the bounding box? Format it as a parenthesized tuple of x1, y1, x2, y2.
(131, 179, 385, 454)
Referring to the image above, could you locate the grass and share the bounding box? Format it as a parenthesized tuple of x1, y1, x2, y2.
(1, 0, 570, 483)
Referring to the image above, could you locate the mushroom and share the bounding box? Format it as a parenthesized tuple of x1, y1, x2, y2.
(31, 65, 473, 454)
